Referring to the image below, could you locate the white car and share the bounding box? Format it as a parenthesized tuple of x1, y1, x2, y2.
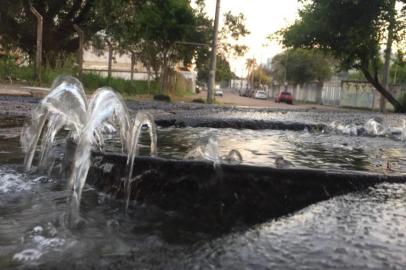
(254, 90, 267, 99)
(215, 89, 224, 97)
(214, 85, 224, 97)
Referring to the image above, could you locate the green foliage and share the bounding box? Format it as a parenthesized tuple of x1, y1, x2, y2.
(280, 0, 389, 71)
(391, 51, 406, 84)
(0, 55, 76, 84)
(0, 55, 18, 80)
(395, 91, 406, 112)
(271, 49, 333, 85)
(218, 12, 250, 56)
(0, 0, 131, 65)
(278, 0, 406, 109)
(0, 59, 162, 96)
(347, 71, 367, 81)
(194, 7, 250, 84)
(80, 73, 161, 96)
(197, 55, 235, 83)
(162, 71, 194, 96)
(250, 67, 272, 87)
(132, 0, 200, 76)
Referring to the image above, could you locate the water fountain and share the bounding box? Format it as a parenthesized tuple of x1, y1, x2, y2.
(184, 134, 243, 165)
(20, 76, 157, 222)
(0, 75, 404, 268)
(19, 76, 406, 228)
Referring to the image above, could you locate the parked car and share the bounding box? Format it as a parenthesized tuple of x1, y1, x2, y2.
(214, 85, 224, 97)
(254, 90, 267, 99)
(215, 89, 224, 97)
(275, 91, 293, 104)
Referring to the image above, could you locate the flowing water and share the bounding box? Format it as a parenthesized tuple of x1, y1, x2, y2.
(19, 76, 158, 223)
(0, 76, 405, 269)
(1, 113, 406, 269)
(130, 127, 406, 173)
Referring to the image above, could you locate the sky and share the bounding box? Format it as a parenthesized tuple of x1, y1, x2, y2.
(203, 0, 300, 77)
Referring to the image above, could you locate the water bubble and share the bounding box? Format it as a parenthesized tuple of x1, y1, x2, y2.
(365, 118, 386, 136)
(32, 226, 43, 234)
(13, 249, 42, 262)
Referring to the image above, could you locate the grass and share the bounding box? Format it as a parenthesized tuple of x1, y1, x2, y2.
(80, 72, 161, 96)
(0, 58, 193, 99)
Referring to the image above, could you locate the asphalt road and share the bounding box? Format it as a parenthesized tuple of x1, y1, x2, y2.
(194, 89, 339, 110)
(0, 83, 341, 111)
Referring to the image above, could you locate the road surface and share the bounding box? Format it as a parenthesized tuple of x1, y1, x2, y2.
(191, 89, 339, 110)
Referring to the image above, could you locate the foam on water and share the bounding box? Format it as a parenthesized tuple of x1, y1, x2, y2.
(13, 249, 42, 262)
(329, 117, 406, 140)
(13, 223, 68, 263)
(0, 167, 31, 193)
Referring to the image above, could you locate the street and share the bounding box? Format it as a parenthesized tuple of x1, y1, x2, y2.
(193, 89, 339, 110)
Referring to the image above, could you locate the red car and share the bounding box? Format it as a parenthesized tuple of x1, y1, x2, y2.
(275, 91, 293, 104)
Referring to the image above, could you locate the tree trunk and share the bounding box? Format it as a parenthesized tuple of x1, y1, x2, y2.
(147, 65, 151, 90)
(380, 0, 396, 112)
(130, 51, 135, 81)
(160, 55, 168, 93)
(362, 68, 404, 112)
(107, 41, 113, 79)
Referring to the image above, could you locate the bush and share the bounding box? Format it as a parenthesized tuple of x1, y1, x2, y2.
(164, 70, 194, 96)
(0, 56, 18, 80)
(395, 92, 406, 113)
(0, 55, 171, 98)
(153, 94, 171, 102)
(80, 73, 161, 96)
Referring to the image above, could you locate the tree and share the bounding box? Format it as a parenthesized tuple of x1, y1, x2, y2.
(391, 50, 406, 84)
(197, 54, 235, 83)
(0, 0, 131, 67)
(218, 12, 250, 57)
(250, 66, 272, 88)
(270, 49, 333, 86)
(194, 1, 250, 84)
(245, 58, 256, 88)
(279, 0, 406, 111)
(132, 0, 203, 92)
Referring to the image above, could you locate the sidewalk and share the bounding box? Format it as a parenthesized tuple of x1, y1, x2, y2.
(0, 84, 49, 97)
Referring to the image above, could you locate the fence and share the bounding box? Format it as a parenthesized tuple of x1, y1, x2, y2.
(322, 80, 341, 106)
(270, 82, 323, 103)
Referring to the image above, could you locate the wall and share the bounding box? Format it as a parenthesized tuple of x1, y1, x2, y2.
(271, 82, 323, 103)
(322, 78, 342, 106)
(231, 79, 249, 90)
(340, 81, 404, 110)
(340, 81, 376, 109)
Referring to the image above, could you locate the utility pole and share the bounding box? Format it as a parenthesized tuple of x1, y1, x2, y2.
(381, 0, 396, 112)
(30, 6, 43, 84)
(207, 0, 221, 104)
(73, 24, 84, 77)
